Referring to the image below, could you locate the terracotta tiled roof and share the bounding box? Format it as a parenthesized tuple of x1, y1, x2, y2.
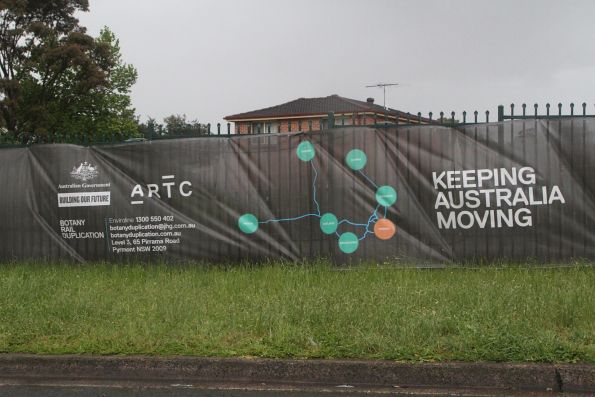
(224, 94, 427, 122)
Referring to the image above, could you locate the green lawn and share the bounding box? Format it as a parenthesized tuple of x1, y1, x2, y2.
(0, 261, 593, 363)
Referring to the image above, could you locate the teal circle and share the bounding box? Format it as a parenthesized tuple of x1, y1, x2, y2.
(338, 232, 359, 254)
(345, 149, 367, 170)
(296, 141, 315, 161)
(319, 213, 338, 235)
(376, 185, 397, 207)
(238, 213, 259, 234)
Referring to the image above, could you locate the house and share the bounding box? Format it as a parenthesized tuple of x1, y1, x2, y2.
(224, 94, 429, 134)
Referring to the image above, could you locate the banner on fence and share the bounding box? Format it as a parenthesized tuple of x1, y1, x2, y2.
(1, 118, 594, 263)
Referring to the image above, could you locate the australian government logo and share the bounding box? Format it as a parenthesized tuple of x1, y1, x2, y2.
(57, 162, 111, 208)
(70, 161, 99, 182)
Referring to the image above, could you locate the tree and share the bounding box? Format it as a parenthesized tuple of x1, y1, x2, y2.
(138, 117, 163, 139)
(0, 1, 138, 143)
(163, 114, 208, 136)
(163, 114, 207, 136)
(44, 27, 139, 142)
(139, 114, 208, 139)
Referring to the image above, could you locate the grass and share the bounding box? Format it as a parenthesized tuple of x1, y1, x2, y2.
(0, 261, 593, 363)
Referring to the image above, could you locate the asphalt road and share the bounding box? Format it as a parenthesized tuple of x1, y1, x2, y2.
(0, 385, 445, 397)
(0, 383, 559, 397)
(1, 355, 590, 396)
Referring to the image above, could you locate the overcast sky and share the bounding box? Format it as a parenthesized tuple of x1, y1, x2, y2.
(78, 0, 595, 126)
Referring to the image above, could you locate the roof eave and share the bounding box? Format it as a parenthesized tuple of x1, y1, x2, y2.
(224, 109, 398, 121)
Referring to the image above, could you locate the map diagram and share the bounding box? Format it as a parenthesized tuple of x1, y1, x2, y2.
(237, 141, 397, 254)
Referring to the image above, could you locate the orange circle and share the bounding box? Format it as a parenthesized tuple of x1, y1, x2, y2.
(374, 218, 396, 240)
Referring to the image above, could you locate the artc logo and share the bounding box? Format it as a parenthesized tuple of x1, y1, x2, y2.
(70, 162, 99, 182)
(130, 175, 193, 205)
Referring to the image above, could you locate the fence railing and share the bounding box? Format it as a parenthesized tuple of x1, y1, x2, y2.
(222, 102, 594, 134)
(0, 102, 593, 147)
(498, 102, 592, 121)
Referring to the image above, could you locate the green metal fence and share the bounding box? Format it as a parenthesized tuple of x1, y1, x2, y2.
(0, 102, 593, 147)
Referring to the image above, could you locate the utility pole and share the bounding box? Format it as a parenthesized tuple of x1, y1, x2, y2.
(365, 83, 399, 110)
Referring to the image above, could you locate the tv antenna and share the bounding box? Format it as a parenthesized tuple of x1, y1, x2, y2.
(365, 83, 399, 109)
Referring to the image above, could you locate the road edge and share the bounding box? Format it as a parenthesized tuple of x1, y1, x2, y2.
(0, 354, 592, 394)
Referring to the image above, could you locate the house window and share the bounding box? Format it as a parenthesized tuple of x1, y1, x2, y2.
(268, 122, 279, 133)
(338, 116, 351, 126)
(250, 122, 261, 134)
(247, 122, 280, 134)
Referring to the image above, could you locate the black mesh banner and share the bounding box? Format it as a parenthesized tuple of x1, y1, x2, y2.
(1, 118, 594, 264)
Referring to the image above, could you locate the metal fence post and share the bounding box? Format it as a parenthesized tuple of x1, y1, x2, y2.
(327, 112, 335, 129)
(497, 105, 504, 122)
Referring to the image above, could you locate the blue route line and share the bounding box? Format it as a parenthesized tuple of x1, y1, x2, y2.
(311, 160, 321, 216)
(259, 157, 323, 224)
(358, 170, 378, 189)
(338, 219, 369, 227)
(255, 143, 392, 247)
(259, 213, 321, 224)
(359, 205, 381, 240)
